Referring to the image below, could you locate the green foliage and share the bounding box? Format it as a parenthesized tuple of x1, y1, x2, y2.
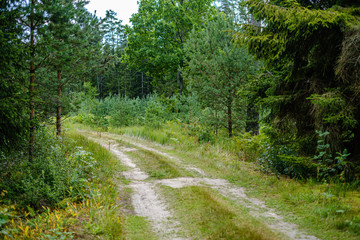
(238, 0, 360, 157)
(76, 93, 174, 130)
(314, 130, 351, 181)
(0, 126, 97, 209)
(308, 92, 357, 151)
(255, 128, 352, 180)
(101, 10, 125, 52)
(184, 13, 258, 136)
(234, 131, 266, 161)
(0, 0, 27, 151)
(0, 202, 16, 238)
(109, 98, 145, 127)
(144, 99, 166, 129)
(124, 0, 216, 94)
(257, 141, 317, 179)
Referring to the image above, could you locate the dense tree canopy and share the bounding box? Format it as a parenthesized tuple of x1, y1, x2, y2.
(0, 0, 27, 151)
(239, 0, 360, 156)
(124, 0, 216, 95)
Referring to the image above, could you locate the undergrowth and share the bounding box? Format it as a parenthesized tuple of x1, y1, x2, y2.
(0, 126, 126, 239)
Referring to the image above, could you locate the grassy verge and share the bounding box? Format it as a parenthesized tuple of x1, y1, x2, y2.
(1, 129, 126, 239)
(162, 185, 285, 240)
(67, 132, 126, 239)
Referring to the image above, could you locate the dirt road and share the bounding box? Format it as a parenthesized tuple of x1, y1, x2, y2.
(80, 130, 319, 240)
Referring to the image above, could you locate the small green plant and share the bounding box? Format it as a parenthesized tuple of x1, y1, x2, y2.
(314, 130, 350, 181)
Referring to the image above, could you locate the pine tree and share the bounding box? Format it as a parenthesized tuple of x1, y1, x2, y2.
(16, 0, 51, 160)
(185, 13, 257, 137)
(41, 0, 103, 136)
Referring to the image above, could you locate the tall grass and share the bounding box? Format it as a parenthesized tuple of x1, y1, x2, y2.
(65, 130, 126, 239)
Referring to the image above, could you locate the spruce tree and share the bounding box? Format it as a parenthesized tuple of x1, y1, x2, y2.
(0, 0, 27, 151)
(239, 0, 360, 157)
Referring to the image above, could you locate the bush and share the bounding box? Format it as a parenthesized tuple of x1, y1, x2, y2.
(255, 129, 352, 181)
(144, 99, 166, 129)
(233, 132, 266, 161)
(314, 130, 350, 181)
(252, 126, 318, 179)
(0, 126, 97, 209)
(257, 141, 318, 179)
(109, 96, 147, 127)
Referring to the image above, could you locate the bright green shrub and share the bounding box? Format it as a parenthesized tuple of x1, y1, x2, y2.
(234, 131, 266, 161)
(109, 96, 147, 127)
(145, 100, 166, 129)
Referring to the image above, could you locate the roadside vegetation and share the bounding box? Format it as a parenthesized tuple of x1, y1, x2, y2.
(0, 127, 126, 239)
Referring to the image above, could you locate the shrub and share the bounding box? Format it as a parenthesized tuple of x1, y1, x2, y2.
(0, 126, 97, 209)
(257, 141, 318, 179)
(255, 129, 352, 181)
(233, 132, 266, 161)
(314, 130, 350, 181)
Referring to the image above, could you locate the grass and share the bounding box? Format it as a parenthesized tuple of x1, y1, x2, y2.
(124, 216, 158, 240)
(120, 125, 172, 145)
(126, 149, 192, 179)
(162, 185, 285, 240)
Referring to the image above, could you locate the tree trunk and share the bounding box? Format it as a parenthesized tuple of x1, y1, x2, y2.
(176, 71, 184, 93)
(194, 100, 197, 127)
(141, 72, 144, 97)
(56, 69, 62, 136)
(245, 104, 259, 135)
(227, 100, 233, 137)
(215, 110, 218, 136)
(29, 0, 36, 161)
(29, 61, 35, 160)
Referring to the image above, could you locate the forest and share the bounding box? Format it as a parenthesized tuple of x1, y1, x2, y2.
(1, 0, 360, 239)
